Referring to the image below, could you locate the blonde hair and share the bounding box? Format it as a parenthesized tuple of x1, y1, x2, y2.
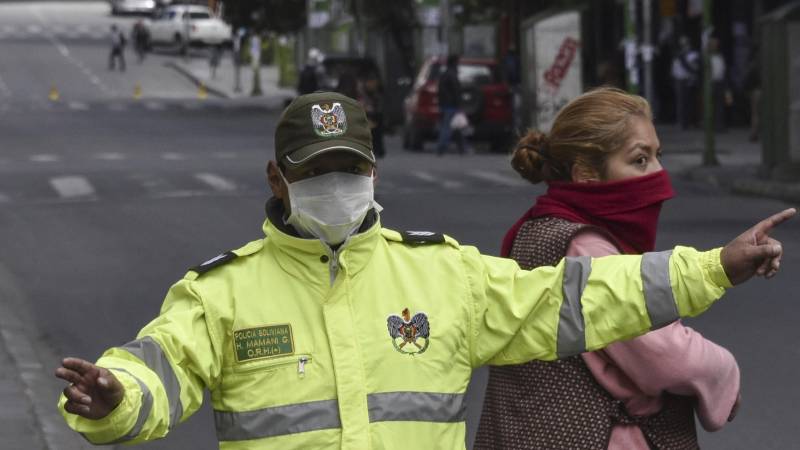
(511, 87, 653, 184)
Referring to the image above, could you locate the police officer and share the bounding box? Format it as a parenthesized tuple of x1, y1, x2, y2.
(55, 92, 792, 449)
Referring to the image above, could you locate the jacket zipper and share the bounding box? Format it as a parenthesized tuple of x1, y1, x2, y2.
(298, 356, 309, 378)
(230, 355, 312, 374)
(329, 248, 339, 286)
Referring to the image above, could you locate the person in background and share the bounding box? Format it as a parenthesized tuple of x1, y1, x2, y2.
(131, 20, 148, 63)
(743, 43, 761, 142)
(108, 24, 126, 72)
(209, 44, 222, 80)
(436, 53, 465, 156)
(335, 70, 360, 101)
(361, 71, 385, 158)
(671, 36, 699, 129)
(708, 37, 730, 132)
(297, 48, 322, 95)
(475, 87, 742, 450)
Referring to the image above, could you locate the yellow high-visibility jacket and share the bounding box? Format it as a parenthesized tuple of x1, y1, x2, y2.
(59, 213, 731, 449)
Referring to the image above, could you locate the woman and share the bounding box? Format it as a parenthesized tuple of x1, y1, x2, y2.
(474, 87, 740, 450)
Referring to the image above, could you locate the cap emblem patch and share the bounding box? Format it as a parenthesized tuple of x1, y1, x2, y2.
(387, 308, 430, 355)
(311, 102, 347, 137)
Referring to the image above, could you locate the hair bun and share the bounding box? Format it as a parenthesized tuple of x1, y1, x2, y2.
(511, 131, 548, 184)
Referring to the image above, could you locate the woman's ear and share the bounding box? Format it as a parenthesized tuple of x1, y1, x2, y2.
(571, 162, 601, 183)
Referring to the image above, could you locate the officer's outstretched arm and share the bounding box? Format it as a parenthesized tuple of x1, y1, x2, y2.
(468, 208, 794, 368)
(56, 278, 222, 445)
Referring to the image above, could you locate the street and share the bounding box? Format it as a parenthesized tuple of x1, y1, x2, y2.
(1, 2, 799, 450)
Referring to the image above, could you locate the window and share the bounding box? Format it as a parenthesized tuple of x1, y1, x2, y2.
(184, 12, 211, 20)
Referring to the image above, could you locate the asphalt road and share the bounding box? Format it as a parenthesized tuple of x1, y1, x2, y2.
(1, 2, 799, 450)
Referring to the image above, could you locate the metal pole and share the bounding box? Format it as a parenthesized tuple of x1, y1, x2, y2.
(702, 0, 718, 165)
(441, 0, 449, 55)
(624, 0, 640, 94)
(642, 0, 655, 106)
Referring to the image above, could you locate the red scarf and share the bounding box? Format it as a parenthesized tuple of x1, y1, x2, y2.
(501, 170, 675, 256)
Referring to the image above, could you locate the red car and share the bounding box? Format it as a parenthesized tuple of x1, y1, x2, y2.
(402, 57, 513, 152)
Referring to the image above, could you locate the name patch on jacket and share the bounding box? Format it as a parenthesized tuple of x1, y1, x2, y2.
(233, 324, 294, 362)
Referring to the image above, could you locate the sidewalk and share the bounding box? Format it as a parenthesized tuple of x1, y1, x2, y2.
(655, 124, 800, 205)
(165, 52, 296, 109)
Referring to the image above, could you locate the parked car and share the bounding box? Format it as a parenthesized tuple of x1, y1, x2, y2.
(144, 4, 231, 53)
(403, 57, 513, 152)
(109, 0, 158, 15)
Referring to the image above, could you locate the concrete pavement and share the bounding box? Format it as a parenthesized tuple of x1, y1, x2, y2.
(165, 51, 296, 110)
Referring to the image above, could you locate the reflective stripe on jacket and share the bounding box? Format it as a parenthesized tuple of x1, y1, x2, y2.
(58, 215, 731, 449)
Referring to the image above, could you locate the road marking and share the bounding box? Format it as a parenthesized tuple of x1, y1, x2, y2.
(144, 101, 166, 111)
(466, 170, 529, 187)
(94, 152, 125, 161)
(212, 151, 237, 159)
(26, 24, 42, 34)
(161, 152, 185, 161)
(67, 101, 88, 111)
(29, 7, 116, 98)
(0, 73, 10, 98)
(182, 102, 203, 110)
(195, 173, 237, 192)
(411, 171, 464, 190)
(30, 154, 59, 163)
(50, 176, 95, 198)
(107, 103, 127, 111)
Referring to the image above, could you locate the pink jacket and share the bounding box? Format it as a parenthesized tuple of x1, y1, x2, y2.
(568, 230, 741, 450)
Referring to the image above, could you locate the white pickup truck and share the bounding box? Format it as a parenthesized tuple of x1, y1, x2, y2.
(145, 4, 231, 52)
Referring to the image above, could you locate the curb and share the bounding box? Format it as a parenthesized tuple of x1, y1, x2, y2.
(163, 61, 229, 99)
(682, 164, 800, 205)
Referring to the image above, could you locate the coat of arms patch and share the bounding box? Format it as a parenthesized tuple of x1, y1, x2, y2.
(386, 308, 430, 355)
(310, 102, 347, 137)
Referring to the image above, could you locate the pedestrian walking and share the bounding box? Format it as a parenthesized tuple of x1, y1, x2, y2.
(708, 37, 730, 132)
(209, 44, 222, 80)
(744, 43, 761, 142)
(671, 36, 699, 128)
(131, 20, 148, 64)
(475, 87, 742, 450)
(232, 27, 245, 93)
(54, 92, 792, 449)
(436, 53, 466, 155)
(108, 24, 126, 72)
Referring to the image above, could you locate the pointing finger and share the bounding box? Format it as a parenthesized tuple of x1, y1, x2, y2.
(753, 208, 796, 240)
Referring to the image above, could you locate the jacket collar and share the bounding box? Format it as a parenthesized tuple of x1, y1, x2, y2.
(262, 198, 382, 284)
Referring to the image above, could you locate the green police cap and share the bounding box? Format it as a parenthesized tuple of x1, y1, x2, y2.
(275, 92, 375, 167)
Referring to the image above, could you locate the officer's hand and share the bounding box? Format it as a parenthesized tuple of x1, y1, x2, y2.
(721, 208, 795, 285)
(55, 357, 125, 420)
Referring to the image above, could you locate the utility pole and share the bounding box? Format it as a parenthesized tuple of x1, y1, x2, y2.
(624, 0, 640, 94)
(441, 0, 450, 55)
(702, 0, 718, 166)
(642, 0, 655, 107)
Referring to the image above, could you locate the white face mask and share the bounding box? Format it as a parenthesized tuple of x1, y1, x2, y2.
(281, 170, 380, 246)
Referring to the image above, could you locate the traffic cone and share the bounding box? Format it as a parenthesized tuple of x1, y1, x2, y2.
(133, 82, 142, 100)
(48, 85, 60, 102)
(198, 82, 208, 100)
